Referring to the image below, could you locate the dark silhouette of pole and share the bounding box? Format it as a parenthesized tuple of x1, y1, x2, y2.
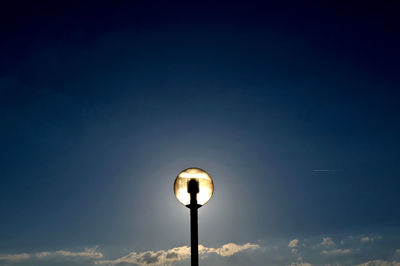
(187, 179, 200, 266)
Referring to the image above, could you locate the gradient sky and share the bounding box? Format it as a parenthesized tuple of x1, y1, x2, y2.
(1, 1, 400, 265)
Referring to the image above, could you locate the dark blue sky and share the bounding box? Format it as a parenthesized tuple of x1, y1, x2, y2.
(1, 1, 400, 265)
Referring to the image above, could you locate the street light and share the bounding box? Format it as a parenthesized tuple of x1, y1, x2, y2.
(174, 168, 214, 266)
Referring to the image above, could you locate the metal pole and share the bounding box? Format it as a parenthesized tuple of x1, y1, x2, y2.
(187, 179, 200, 266)
(190, 204, 199, 266)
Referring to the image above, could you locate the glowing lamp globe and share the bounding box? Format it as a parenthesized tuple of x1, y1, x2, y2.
(174, 168, 214, 206)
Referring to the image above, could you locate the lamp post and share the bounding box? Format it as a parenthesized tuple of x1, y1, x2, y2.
(174, 168, 214, 266)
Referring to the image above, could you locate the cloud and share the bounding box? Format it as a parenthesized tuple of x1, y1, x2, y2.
(322, 248, 352, 255)
(202, 242, 260, 257)
(52, 248, 103, 259)
(97, 243, 260, 266)
(361, 237, 372, 243)
(360, 236, 382, 243)
(0, 247, 102, 262)
(0, 234, 399, 266)
(321, 237, 335, 247)
(289, 239, 299, 248)
(0, 244, 259, 266)
(0, 253, 30, 262)
(288, 239, 300, 257)
(356, 260, 400, 266)
(97, 246, 189, 266)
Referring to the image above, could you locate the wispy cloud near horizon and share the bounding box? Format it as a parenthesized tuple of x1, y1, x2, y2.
(0, 247, 103, 261)
(97, 242, 260, 266)
(1, 234, 400, 266)
(0, 242, 260, 266)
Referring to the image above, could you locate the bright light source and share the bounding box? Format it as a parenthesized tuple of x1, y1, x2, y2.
(174, 168, 214, 206)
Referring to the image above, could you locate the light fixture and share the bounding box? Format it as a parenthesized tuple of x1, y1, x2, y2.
(173, 167, 214, 266)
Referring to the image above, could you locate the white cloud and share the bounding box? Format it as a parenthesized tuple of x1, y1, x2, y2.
(361, 237, 371, 243)
(288, 239, 300, 258)
(202, 242, 260, 257)
(356, 260, 400, 266)
(322, 248, 351, 255)
(0, 253, 30, 262)
(289, 239, 299, 248)
(54, 248, 103, 258)
(0, 247, 102, 262)
(0, 235, 399, 266)
(361, 236, 382, 243)
(321, 237, 335, 247)
(97, 242, 260, 266)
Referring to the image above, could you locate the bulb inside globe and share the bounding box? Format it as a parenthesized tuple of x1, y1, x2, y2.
(174, 168, 214, 206)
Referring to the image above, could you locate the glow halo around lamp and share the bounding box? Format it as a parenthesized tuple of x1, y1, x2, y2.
(174, 168, 214, 206)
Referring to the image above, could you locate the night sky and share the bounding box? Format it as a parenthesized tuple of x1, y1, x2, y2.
(1, 1, 400, 265)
